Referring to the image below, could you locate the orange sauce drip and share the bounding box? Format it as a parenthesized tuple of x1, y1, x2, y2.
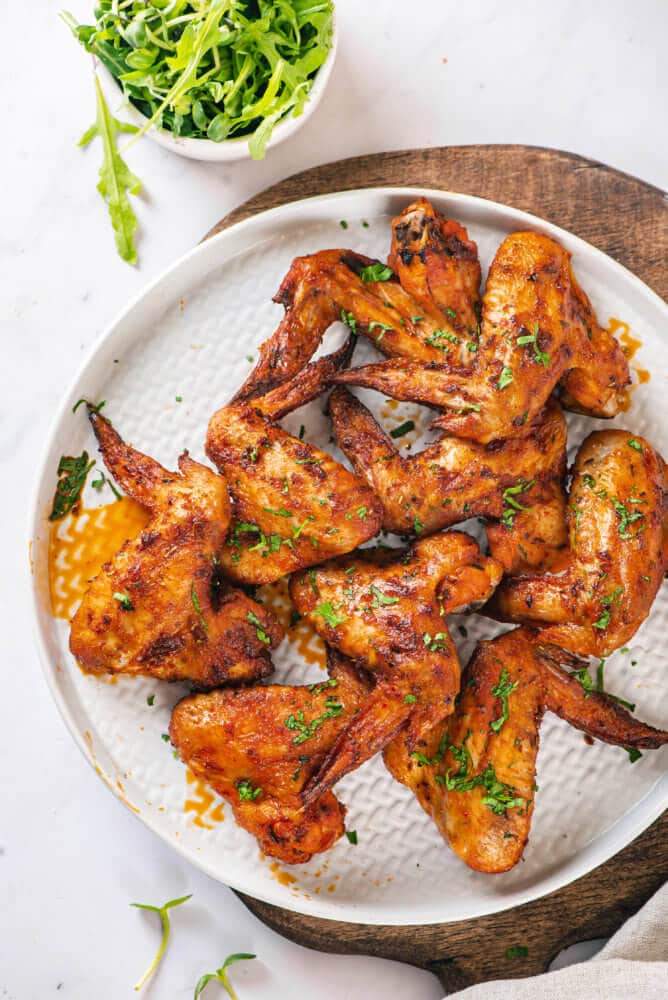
(184, 768, 225, 829)
(607, 317, 649, 412)
(48, 498, 149, 620)
(269, 861, 297, 887)
(257, 578, 327, 670)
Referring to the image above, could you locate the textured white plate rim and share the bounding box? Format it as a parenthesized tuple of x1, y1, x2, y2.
(28, 185, 668, 926)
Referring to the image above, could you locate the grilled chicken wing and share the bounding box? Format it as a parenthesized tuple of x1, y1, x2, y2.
(290, 532, 503, 803)
(70, 409, 282, 686)
(233, 202, 481, 402)
(170, 649, 371, 864)
(328, 386, 567, 565)
(487, 430, 668, 656)
(334, 231, 630, 443)
(207, 342, 383, 585)
(385, 628, 668, 873)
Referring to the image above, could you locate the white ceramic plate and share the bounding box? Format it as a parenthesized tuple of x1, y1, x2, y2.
(29, 188, 668, 925)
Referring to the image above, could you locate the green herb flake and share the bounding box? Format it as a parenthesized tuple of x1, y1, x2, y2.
(403, 694, 418, 704)
(490, 668, 519, 733)
(339, 220, 348, 229)
(390, 420, 415, 439)
(627, 747, 643, 763)
(49, 451, 96, 520)
(113, 591, 134, 612)
(190, 583, 208, 632)
(285, 698, 344, 745)
(359, 263, 394, 282)
(516, 324, 550, 367)
(314, 602, 348, 628)
(369, 585, 400, 608)
(236, 778, 262, 801)
(497, 366, 514, 390)
(247, 610, 271, 645)
(345, 830, 358, 844)
(147, 694, 155, 707)
(627, 439, 643, 452)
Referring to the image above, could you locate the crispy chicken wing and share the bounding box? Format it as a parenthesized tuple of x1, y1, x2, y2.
(207, 342, 382, 586)
(290, 532, 503, 803)
(328, 386, 567, 566)
(70, 409, 283, 686)
(487, 430, 668, 656)
(385, 628, 668, 873)
(170, 649, 371, 864)
(233, 201, 482, 402)
(384, 628, 543, 873)
(334, 231, 630, 443)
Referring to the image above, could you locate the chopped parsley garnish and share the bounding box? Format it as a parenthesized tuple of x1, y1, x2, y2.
(341, 309, 357, 334)
(175, 395, 182, 403)
(627, 438, 643, 452)
(113, 591, 134, 611)
(49, 452, 96, 520)
(423, 631, 449, 652)
(427, 329, 459, 350)
(390, 420, 415, 439)
(369, 585, 400, 608)
(308, 677, 338, 695)
(314, 602, 348, 628)
(500, 478, 535, 528)
(72, 397, 105, 414)
(627, 748, 643, 763)
(593, 608, 610, 630)
(190, 583, 208, 632)
(411, 315, 424, 323)
(262, 506, 293, 518)
(570, 667, 593, 696)
(414, 516, 425, 534)
(490, 668, 519, 733)
(147, 694, 155, 706)
(516, 324, 550, 366)
(247, 611, 271, 645)
(497, 366, 514, 390)
(339, 220, 348, 229)
(368, 320, 394, 343)
(236, 779, 262, 801)
(345, 830, 358, 844)
(595, 659, 636, 712)
(433, 733, 526, 816)
(445, 307, 457, 320)
(582, 473, 596, 488)
(359, 262, 394, 282)
(611, 497, 645, 539)
(403, 694, 418, 704)
(285, 698, 344, 745)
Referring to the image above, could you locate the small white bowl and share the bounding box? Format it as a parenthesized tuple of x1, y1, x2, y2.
(98, 18, 338, 162)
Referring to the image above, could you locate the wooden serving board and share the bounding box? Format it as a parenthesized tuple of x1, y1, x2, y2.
(206, 145, 668, 992)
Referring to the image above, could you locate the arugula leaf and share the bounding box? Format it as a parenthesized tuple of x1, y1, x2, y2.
(79, 75, 142, 265)
(193, 953, 256, 1000)
(131, 894, 191, 991)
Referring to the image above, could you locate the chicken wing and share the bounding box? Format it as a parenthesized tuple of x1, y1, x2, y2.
(385, 628, 668, 873)
(384, 628, 543, 873)
(169, 648, 370, 864)
(207, 343, 383, 586)
(334, 231, 630, 443)
(70, 408, 282, 686)
(487, 430, 668, 656)
(328, 386, 568, 567)
(233, 201, 482, 402)
(290, 532, 503, 803)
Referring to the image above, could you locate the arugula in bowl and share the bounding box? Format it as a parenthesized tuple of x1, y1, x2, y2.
(63, 0, 335, 160)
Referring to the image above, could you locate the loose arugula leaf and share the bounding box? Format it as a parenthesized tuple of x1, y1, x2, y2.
(78, 75, 142, 265)
(49, 452, 96, 520)
(193, 953, 256, 1000)
(131, 894, 192, 991)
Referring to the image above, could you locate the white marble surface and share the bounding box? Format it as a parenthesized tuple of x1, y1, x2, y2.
(3, 1, 666, 998)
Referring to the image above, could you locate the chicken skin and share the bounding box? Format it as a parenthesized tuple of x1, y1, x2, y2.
(385, 628, 668, 874)
(290, 532, 503, 804)
(70, 408, 282, 687)
(334, 230, 630, 443)
(328, 386, 568, 569)
(233, 201, 481, 403)
(487, 431, 668, 656)
(170, 649, 371, 864)
(207, 342, 383, 586)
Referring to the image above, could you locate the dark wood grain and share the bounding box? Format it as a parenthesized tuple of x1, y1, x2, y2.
(205, 145, 668, 992)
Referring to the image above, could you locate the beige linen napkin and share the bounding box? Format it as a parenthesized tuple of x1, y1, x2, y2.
(447, 882, 668, 999)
